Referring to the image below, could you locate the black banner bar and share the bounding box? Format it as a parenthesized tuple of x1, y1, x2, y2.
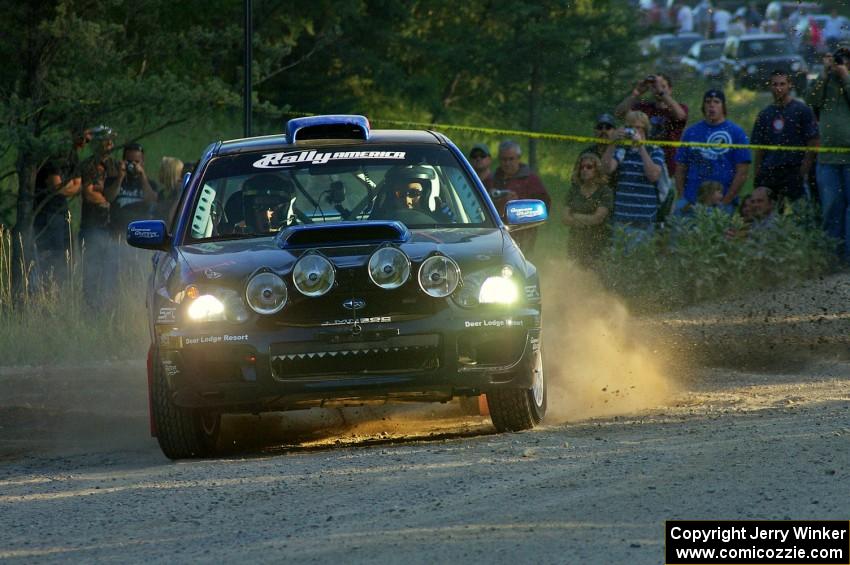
(666, 520, 850, 564)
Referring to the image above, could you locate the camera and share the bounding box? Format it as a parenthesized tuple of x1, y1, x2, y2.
(624, 127, 637, 139)
(645, 74, 656, 83)
(126, 161, 136, 174)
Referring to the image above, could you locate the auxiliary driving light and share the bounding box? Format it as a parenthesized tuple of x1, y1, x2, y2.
(246, 272, 288, 315)
(292, 254, 335, 297)
(187, 294, 225, 321)
(418, 255, 460, 298)
(368, 247, 411, 289)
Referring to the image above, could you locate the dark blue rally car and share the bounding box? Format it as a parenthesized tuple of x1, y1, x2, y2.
(128, 115, 548, 459)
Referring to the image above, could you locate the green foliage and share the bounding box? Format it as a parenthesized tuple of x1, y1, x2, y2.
(598, 206, 837, 313)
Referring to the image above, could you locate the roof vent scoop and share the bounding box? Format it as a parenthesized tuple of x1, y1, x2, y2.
(286, 115, 371, 143)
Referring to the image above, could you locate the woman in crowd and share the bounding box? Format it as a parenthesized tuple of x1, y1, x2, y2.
(157, 156, 184, 222)
(562, 152, 613, 268)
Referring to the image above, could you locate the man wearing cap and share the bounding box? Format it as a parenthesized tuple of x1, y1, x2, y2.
(675, 89, 751, 211)
(614, 72, 688, 174)
(468, 143, 493, 187)
(79, 125, 121, 311)
(79, 125, 120, 240)
(751, 70, 819, 205)
(579, 114, 619, 191)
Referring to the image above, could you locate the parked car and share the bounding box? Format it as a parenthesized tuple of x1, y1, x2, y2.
(681, 39, 727, 81)
(641, 32, 703, 75)
(127, 115, 549, 459)
(721, 33, 808, 91)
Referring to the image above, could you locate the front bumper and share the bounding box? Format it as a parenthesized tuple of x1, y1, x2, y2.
(155, 305, 542, 411)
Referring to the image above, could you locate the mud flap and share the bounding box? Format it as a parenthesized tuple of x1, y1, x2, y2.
(147, 344, 157, 437)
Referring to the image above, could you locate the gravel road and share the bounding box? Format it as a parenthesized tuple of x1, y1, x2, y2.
(1, 270, 849, 563)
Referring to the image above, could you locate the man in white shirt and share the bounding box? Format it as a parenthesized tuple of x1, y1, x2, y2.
(712, 8, 731, 38)
(824, 10, 845, 51)
(677, 4, 694, 33)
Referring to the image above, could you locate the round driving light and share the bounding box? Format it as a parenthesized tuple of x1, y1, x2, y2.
(368, 247, 411, 289)
(418, 255, 460, 298)
(246, 272, 287, 315)
(293, 254, 335, 297)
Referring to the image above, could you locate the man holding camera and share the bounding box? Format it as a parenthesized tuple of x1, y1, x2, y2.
(615, 73, 688, 175)
(807, 47, 850, 262)
(106, 142, 160, 235)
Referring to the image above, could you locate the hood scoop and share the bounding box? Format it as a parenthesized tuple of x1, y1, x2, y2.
(276, 221, 410, 249)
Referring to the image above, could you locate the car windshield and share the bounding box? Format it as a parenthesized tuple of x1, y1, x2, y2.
(657, 36, 699, 56)
(738, 39, 793, 58)
(698, 43, 724, 61)
(185, 143, 494, 241)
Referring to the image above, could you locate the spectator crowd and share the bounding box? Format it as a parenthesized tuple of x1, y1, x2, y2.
(468, 43, 850, 270)
(31, 123, 192, 302)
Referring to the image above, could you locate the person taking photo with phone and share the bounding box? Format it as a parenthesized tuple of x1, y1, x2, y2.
(614, 72, 688, 174)
(603, 110, 665, 237)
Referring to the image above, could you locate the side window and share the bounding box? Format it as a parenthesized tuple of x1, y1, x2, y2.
(190, 184, 218, 239)
(446, 168, 485, 224)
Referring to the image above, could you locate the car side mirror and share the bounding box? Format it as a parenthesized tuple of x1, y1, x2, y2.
(127, 220, 170, 251)
(504, 199, 547, 232)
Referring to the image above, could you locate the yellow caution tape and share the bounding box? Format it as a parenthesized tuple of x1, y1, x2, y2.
(283, 111, 850, 154)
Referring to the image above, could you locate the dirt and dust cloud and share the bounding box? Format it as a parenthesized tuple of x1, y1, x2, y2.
(540, 258, 679, 422)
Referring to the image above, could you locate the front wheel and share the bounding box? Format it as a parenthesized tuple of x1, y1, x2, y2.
(152, 351, 221, 459)
(487, 347, 546, 432)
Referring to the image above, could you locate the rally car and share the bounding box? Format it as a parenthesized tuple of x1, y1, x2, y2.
(128, 115, 548, 459)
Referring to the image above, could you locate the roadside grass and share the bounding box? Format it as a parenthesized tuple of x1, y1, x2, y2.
(0, 225, 148, 365)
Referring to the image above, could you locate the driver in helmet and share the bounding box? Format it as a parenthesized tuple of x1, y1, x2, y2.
(374, 165, 453, 222)
(235, 173, 295, 233)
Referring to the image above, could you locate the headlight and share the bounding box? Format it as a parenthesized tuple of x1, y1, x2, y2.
(246, 272, 287, 315)
(790, 61, 801, 71)
(454, 265, 518, 308)
(479, 276, 519, 304)
(368, 247, 410, 289)
(187, 294, 225, 321)
(747, 65, 757, 74)
(418, 255, 460, 298)
(184, 288, 249, 323)
(292, 253, 335, 297)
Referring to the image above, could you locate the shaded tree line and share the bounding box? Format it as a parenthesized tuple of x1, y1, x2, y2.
(0, 0, 642, 288)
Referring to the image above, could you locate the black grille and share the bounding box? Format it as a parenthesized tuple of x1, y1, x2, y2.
(271, 334, 440, 378)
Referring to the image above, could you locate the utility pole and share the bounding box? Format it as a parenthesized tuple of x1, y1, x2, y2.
(243, 0, 253, 138)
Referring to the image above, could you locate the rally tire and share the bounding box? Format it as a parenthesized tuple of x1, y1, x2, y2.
(152, 352, 221, 459)
(488, 348, 546, 432)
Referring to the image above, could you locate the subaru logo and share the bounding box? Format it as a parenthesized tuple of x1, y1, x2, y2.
(343, 298, 366, 310)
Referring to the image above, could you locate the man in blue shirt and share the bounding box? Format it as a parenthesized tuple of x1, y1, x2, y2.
(675, 89, 751, 213)
(751, 70, 819, 203)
